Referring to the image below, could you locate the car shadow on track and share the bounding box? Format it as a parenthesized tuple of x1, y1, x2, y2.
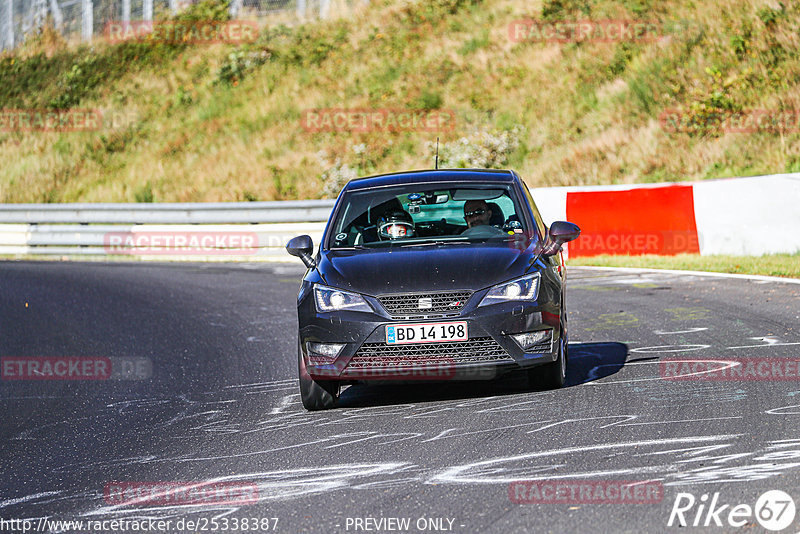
(336, 341, 628, 409)
(565, 341, 630, 387)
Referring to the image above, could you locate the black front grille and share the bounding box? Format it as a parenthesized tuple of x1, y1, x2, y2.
(346, 337, 513, 369)
(377, 291, 473, 318)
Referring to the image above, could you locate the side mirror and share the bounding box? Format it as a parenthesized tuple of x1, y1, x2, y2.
(542, 221, 581, 256)
(286, 235, 316, 268)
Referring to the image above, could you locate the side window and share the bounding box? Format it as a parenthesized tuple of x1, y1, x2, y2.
(521, 182, 547, 238)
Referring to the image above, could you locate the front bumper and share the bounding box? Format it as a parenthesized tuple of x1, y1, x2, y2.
(298, 291, 561, 382)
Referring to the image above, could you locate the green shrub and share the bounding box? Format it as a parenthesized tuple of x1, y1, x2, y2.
(279, 23, 349, 67)
(757, 3, 785, 26)
(786, 155, 800, 173)
(459, 29, 489, 55)
(416, 91, 443, 110)
(541, 0, 591, 20)
(608, 43, 636, 78)
(134, 182, 155, 203)
(215, 49, 270, 85)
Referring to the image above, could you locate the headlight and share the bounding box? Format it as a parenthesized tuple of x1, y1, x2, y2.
(314, 285, 372, 313)
(479, 273, 540, 306)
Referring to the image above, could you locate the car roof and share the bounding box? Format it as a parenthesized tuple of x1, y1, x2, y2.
(344, 169, 517, 191)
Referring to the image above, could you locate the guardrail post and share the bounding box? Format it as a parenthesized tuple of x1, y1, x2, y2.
(81, 0, 92, 40)
(2, 0, 14, 50)
(48, 0, 63, 28)
(229, 0, 241, 18)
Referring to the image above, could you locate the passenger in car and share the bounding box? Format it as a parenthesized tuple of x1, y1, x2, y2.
(462, 200, 507, 237)
(463, 199, 493, 228)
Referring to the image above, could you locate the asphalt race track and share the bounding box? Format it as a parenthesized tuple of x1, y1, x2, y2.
(2, 261, 800, 533)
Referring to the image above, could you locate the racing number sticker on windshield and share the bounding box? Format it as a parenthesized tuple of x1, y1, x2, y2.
(386, 322, 468, 344)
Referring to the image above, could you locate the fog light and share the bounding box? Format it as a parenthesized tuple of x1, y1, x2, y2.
(307, 342, 345, 364)
(511, 330, 551, 351)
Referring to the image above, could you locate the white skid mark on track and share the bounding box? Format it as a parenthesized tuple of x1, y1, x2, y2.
(427, 435, 740, 485)
(269, 394, 298, 415)
(767, 439, 800, 447)
(620, 416, 742, 427)
(674, 452, 752, 465)
(420, 428, 461, 442)
(83, 463, 413, 515)
(522, 416, 638, 434)
(630, 344, 711, 353)
(766, 404, 800, 415)
(323, 432, 424, 449)
(654, 327, 709, 335)
(0, 491, 62, 510)
(726, 336, 800, 349)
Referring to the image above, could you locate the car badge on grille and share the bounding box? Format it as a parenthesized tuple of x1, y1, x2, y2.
(418, 297, 433, 309)
(450, 301, 462, 307)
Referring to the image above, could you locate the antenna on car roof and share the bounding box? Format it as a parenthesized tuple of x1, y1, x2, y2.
(434, 137, 439, 170)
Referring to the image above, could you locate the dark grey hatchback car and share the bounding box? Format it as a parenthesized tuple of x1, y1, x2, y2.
(287, 169, 580, 410)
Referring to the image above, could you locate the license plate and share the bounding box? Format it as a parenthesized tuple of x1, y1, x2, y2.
(385, 322, 468, 345)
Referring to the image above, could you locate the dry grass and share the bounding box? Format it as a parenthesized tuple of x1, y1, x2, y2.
(3, 0, 800, 202)
(568, 253, 800, 279)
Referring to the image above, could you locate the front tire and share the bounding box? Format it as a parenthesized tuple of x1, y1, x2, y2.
(298, 342, 339, 411)
(528, 319, 567, 390)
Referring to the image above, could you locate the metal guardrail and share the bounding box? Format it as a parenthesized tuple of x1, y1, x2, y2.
(6, 174, 797, 260)
(2, 0, 351, 52)
(0, 200, 334, 259)
(0, 200, 335, 223)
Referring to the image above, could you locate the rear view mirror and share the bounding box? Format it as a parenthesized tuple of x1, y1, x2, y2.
(286, 235, 316, 268)
(451, 189, 504, 201)
(542, 221, 581, 256)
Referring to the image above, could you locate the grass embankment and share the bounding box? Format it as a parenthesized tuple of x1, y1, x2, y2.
(2, 0, 800, 203)
(567, 253, 800, 279)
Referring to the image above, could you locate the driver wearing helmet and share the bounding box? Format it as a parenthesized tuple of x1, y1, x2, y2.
(378, 209, 415, 240)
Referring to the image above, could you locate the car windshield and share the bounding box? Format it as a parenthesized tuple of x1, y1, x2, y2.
(327, 184, 535, 248)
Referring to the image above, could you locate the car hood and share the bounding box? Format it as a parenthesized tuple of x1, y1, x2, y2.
(318, 243, 535, 296)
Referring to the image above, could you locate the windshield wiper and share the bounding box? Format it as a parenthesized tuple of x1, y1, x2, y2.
(397, 239, 472, 247)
